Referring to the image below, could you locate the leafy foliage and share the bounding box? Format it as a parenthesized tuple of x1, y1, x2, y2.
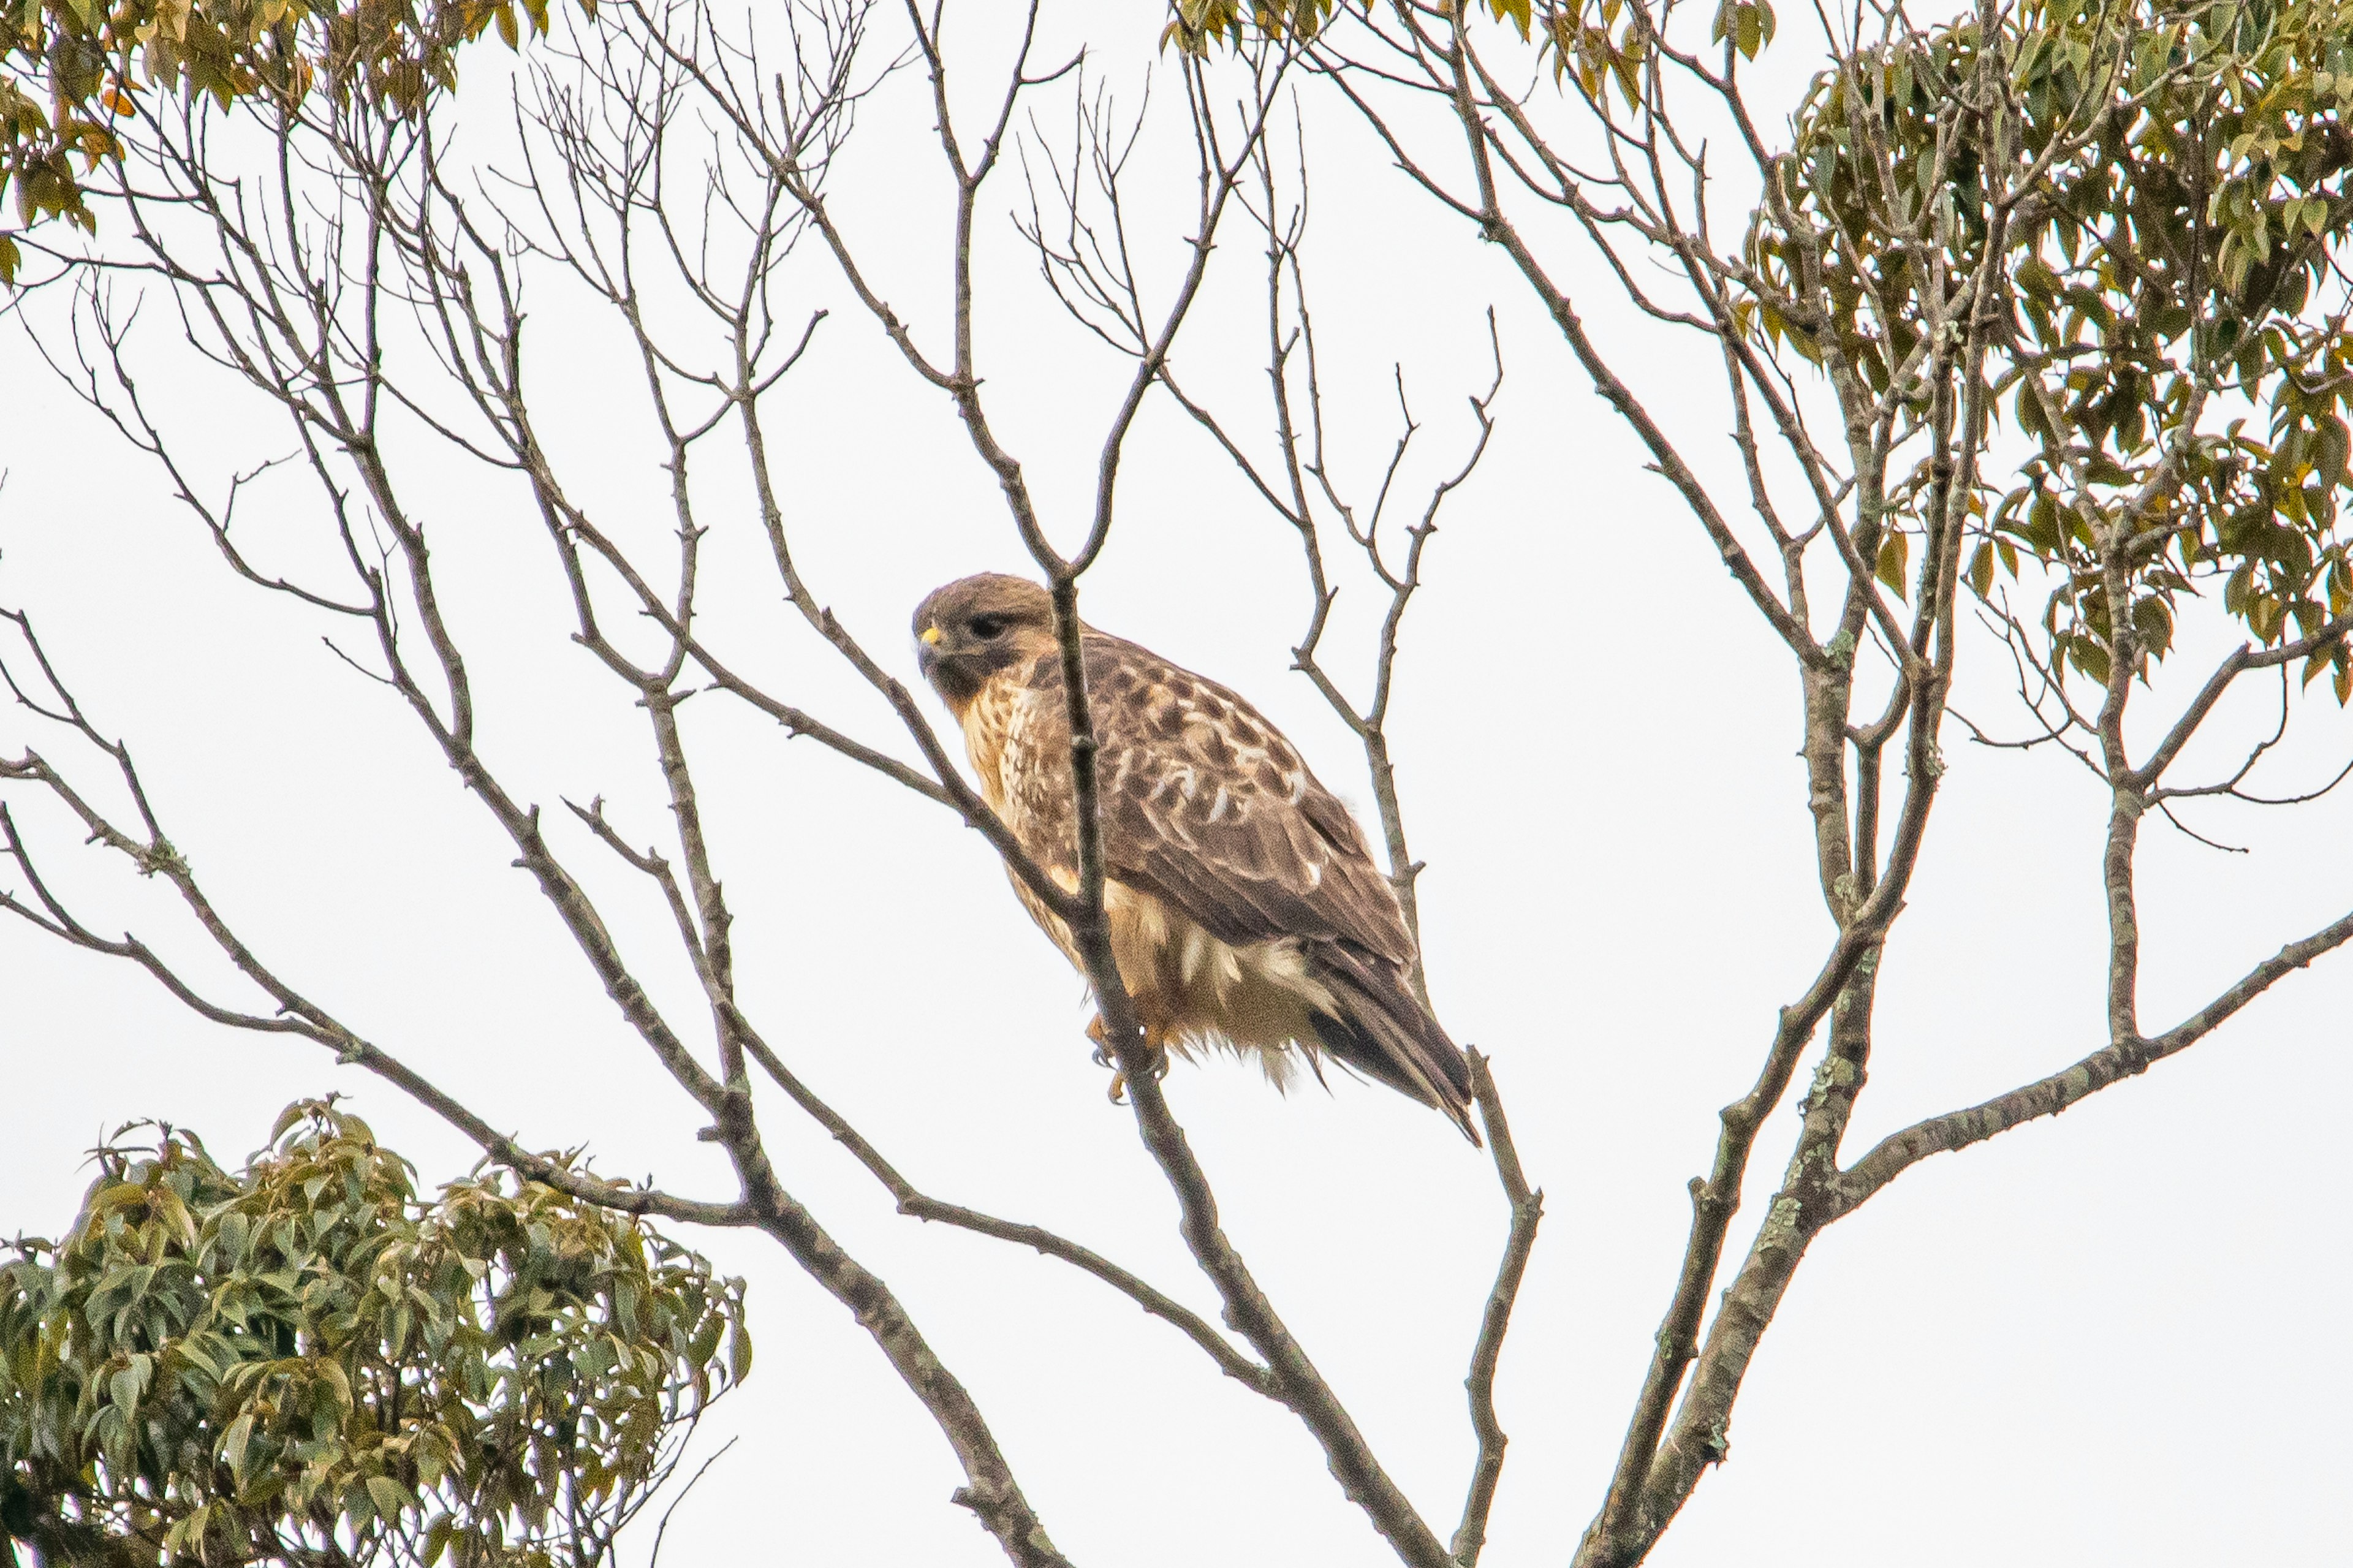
(1750, 0, 2353, 695)
(1188, 0, 2353, 695)
(1, 1102, 746, 1567)
(0, 0, 586, 272)
(1162, 0, 1343, 54)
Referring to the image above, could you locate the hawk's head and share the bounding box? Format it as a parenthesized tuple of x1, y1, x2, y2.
(913, 574, 1059, 713)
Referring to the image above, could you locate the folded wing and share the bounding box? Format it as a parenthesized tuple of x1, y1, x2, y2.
(1079, 634, 1477, 1140)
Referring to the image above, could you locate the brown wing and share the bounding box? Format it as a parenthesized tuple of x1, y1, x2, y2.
(1069, 632, 1415, 966)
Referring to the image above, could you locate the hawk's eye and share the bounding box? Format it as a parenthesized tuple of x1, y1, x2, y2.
(968, 614, 1007, 640)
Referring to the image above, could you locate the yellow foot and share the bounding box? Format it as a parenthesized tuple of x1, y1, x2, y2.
(1086, 1015, 1168, 1105)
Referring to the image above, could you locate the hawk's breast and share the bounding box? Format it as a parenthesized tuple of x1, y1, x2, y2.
(955, 659, 1340, 1085)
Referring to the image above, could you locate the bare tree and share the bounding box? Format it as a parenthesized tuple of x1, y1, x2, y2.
(4, 0, 2351, 1562)
(2, 3, 1531, 1564)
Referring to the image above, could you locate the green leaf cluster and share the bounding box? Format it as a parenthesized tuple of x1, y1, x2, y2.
(1, 1102, 746, 1567)
(1753, 0, 2353, 695)
(1546, 0, 1659, 106)
(0, 0, 586, 266)
(1161, 0, 1345, 55)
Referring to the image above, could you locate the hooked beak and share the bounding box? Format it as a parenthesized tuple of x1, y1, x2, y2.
(916, 621, 944, 677)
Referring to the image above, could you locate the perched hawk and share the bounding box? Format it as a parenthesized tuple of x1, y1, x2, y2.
(914, 573, 1478, 1143)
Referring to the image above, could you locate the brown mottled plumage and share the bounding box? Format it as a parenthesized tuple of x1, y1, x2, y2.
(913, 572, 1478, 1144)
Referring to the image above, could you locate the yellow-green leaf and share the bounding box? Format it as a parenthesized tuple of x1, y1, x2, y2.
(1876, 528, 1910, 594)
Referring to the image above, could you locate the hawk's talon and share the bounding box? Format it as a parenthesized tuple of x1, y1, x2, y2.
(1088, 1015, 1167, 1104)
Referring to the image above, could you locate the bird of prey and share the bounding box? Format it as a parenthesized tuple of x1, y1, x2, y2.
(913, 572, 1479, 1143)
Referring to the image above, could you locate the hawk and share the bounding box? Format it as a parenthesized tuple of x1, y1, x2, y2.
(914, 573, 1479, 1143)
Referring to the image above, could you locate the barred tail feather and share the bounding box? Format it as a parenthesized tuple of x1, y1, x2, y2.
(1305, 944, 1480, 1146)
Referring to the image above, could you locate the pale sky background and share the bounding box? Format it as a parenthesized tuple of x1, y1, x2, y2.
(2, 4, 2349, 1566)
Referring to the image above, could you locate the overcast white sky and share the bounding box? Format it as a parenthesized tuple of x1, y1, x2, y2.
(3, 4, 2349, 1565)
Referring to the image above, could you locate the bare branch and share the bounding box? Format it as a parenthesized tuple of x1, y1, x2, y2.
(1451, 1051, 1542, 1567)
(742, 1029, 1277, 1396)
(1836, 903, 2353, 1203)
